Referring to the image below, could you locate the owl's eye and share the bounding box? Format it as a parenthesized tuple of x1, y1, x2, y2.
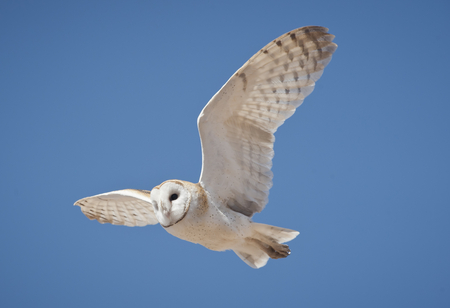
(170, 194, 178, 201)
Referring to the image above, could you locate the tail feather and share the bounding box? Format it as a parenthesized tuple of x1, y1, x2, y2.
(234, 244, 270, 269)
(252, 223, 299, 243)
(233, 223, 299, 269)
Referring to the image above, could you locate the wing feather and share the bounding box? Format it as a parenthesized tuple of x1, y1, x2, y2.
(198, 26, 337, 217)
(74, 189, 158, 226)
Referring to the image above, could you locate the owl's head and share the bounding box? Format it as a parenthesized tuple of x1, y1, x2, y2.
(150, 180, 192, 228)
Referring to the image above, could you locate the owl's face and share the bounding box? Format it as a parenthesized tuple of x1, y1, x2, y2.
(150, 180, 191, 228)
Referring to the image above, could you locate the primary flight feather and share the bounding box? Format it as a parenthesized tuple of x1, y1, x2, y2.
(75, 26, 337, 268)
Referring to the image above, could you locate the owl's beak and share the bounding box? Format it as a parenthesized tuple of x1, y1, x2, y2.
(162, 208, 170, 218)
(158, 203, 173, 227)
(161, 201, 172, 218)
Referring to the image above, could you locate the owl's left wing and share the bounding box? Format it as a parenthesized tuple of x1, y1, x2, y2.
(74, 189, 158, 226)
(198, 26, 337, 217)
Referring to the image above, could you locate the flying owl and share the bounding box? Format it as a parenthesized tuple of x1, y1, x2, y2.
(75, 26, 337, 268)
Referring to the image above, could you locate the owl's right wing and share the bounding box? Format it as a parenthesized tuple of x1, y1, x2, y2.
(74, 189, 158, 226)
(198, 26, 336, 217)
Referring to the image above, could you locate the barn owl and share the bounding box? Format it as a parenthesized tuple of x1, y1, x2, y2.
(75, 26, 337, 268)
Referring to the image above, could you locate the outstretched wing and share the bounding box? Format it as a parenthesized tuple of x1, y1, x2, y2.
(198, 26, 337, 217)
(74, 189, 158, 226)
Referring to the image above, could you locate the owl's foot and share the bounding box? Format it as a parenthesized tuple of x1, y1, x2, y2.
(248, 238, 291, 259)
(269, 242, 291, 259)
(233, 222, 299, 268)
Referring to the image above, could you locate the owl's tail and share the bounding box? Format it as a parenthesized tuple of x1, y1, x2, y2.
(232, 223, 299, 269)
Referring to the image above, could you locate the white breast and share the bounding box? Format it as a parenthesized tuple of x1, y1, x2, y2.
(164, 189, 252, 251)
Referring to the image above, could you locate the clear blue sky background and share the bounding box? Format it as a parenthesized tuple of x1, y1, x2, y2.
(1, 0, 449, 307)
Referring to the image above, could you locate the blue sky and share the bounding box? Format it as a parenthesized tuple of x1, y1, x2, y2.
(1, 0, 449, 307)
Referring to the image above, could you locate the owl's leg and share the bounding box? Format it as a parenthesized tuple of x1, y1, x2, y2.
(233, 222, 299, 268)
(249, 222, 299, 259)
(248, 236, 291, 259)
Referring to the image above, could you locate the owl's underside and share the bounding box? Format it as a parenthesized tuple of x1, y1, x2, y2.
(75, 26, 337, 268)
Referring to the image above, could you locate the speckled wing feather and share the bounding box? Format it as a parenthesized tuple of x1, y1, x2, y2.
(74, 189, 158, 226)
(198, 26, 337, 217)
